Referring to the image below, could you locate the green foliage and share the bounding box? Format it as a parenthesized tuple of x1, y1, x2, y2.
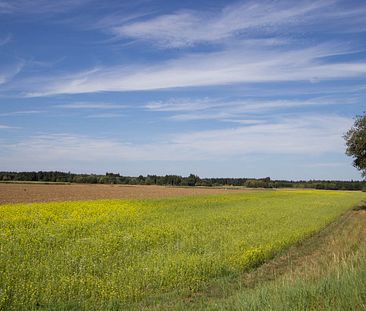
(344, 114, 366, 178)
(0, 190, 365, 310)
(0, 171, 365, 190)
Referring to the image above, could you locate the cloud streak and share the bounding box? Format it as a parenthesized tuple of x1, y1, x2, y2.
(2, 1, 366, 97)
(22, 44, 366, 96)
(0, 0, 93, 15)
(0, 124, 20, 129)
(84, 112, 125, 118)
(0, 110, 43, 117)
(0, 115, 352, 168)
(57, 102, 127, 109)
(145, 96, 356, 122)
(112, 0, 366, 48)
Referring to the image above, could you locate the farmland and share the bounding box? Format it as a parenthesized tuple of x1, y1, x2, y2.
(0, 189, 365, 310)
(0, 183, 256, 204)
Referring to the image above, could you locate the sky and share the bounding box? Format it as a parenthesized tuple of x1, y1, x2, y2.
(0, 0, 365, 180)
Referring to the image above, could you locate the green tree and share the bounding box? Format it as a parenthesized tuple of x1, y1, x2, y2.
(344, 114, 366, 178)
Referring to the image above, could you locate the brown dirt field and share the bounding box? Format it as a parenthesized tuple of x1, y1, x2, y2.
(0, 183, 257, 204)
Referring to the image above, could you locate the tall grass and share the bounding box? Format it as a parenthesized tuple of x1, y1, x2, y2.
(0, 190, 365, 310)
(203, 261, 366, 311)
(173, 207, 366, 311)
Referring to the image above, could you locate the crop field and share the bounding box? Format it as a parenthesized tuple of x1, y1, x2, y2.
(0, 183, 256, 204)
(0, 189, 365, 310)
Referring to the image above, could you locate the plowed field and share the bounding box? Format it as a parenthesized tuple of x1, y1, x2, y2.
(0, 183, 255, 204)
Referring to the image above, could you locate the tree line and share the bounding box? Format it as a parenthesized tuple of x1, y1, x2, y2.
(0, 171, 364, 191)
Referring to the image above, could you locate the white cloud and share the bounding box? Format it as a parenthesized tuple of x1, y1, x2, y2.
(22, 44, 366, 96)
(0, 124, 20, 129)
(168, 115, 351, 157)
(0, 115, 352, 169)
(145, 96, 356, 122)
(112, 1, 305, 47)
(0, 110, 43, 117)
(57, 102, 127, 109)
(2, 1, 365, 98)
(85, 112, 125, 118)
(0, 0, 92, 14)
(145, 98, 214, 112)
(112, 0, 366, 48)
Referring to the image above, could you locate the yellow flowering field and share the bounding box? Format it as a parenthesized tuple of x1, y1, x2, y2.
(0, 190, 364, 310)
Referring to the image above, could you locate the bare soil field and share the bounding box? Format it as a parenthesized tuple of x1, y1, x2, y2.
(0, 183, 256, 204)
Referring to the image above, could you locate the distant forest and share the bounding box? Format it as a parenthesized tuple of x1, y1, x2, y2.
(0, 171, 365, 191)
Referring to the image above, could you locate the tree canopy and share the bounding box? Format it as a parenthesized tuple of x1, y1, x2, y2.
(0, 171, 364, 190)
(344, 114, 366, 178)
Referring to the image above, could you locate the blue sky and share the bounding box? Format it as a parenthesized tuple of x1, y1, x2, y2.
(0, 0, 366, 179)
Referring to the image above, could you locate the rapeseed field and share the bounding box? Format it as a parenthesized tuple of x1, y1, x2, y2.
(0, 190, 364, 310)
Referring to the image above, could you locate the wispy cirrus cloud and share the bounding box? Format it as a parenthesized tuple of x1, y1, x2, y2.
(20, 43, 366, 96)
(0, 110, 43, 117)
(0, 124, 20, 129)
(145, 98, 214, 112)
(2, 1, 366, 97)
(145, 96, 355, 112)
(84, 112, 125, 118)
(0, 0, 364, 180)
(0, 0, 93, 14)
(0, 60, 24, 86)
(145, 96, 357, 122)
(57, 102, 127, 109)
(112, 0, 366, 48)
